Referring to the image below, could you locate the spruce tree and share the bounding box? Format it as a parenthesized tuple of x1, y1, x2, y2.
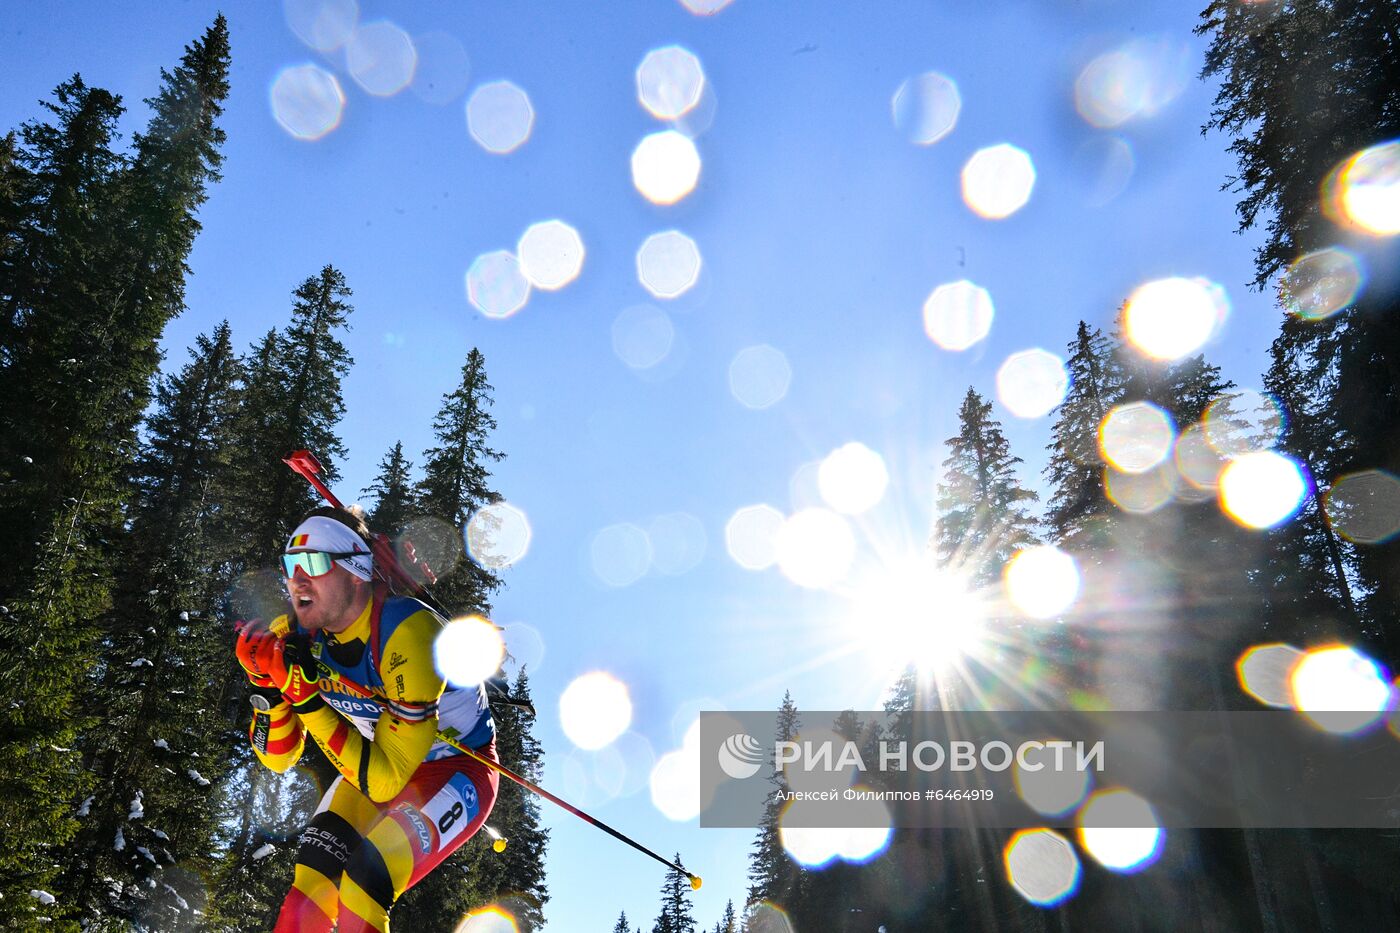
(1044, 322, 1119, 550)
(415, 347, 504, 616)
(934, 387, 1040, 586)
(614, 910, 633, 933)
(651, 855, 697, 933)
(746, 692, 802, 912)
(364, 440, 416, 536)
(714, 900, 736, 933)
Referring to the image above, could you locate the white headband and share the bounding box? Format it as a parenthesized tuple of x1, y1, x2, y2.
(286, 515, 374, 581)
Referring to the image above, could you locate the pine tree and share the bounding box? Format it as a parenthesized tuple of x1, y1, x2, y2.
(364, 440, 416, 536)
(935, 387, 1040, 586)
(62, 323, 243, 928)
(415, 347, 504, 616)
(746, 692, 802, 912)
(1044, 321, 1119, 550)
(614, 910, 633, 933)
(714, 900, 736, 933)
(651, 855, 697, 933)
(0, 19, 230, 923)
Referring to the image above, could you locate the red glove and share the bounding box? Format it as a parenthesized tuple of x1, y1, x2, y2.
(234, 621, 279, 690)
(269, 632, 326, 712)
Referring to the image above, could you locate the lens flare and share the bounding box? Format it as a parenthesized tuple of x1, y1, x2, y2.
(853, 558, 984, 673)
(501, 621, 545, 673)
(1074, 38, 1190, 128)
(746, 902, 795, 933)
(560, 672, 632, 750)
(270, 65, 345, 141)
(434, 616, 505, 688)
(1219, 451, 1307, 529)
(1075, 134, 1136, 207)
(1014, 745, 1092, 817)
(1325, 470, 1400, 544)
(590, 523, 652, 588)
(891, 72, 961, 145)
(1324, 140, 1400, 236)
(1124, 277, 1228, 360)
(1077, 789, 1163, 873)
(465, 250, 530, 319)
(646, 512, 707, 575)
(1202, 390, 1285, 457)
(997, 349, 1069, 418)
(410, 31, 471, 105)
(453, 905, 519, 933)
(467, 81, 534, 154)
(923, 280, 994, 350)
(729, 344, 792, 409)
(1236, 643, 1304, 709)
(612, 304, 675, 370)
(725, 504, 785, 571)
(775, 508, 855, 589)
(1174, 423, 1228, 490)
(637, 230, 702, 298)
(346, 21, 416, 96)
(679, 0, 734, 14)
(1104, 464, 1174, 514)
(284, 0, 357, 52)
(1099, 402, 1174, 474)
(818, 442, 889, 515)
(517, 220, 585, 291)
(1280, 248, 1364, 321)
(1291, 645, 1392, 735)
(962, 144, 1036, 219)
(399, 516, 463, 583)
(1006, 546, 1080, 619)
(650, 724, 701, 821)
(465, 501, 531, 569)
(632, 130, 702, 205)
(1005, 829, 1082, 906)
(637, 46, 705, 120)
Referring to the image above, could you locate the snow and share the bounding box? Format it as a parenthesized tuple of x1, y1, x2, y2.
(187, 769, 209, 786)
(179, 612, 189, 621)
(114, 828, 125, 852)
(131, 658, 152, 668)
(76, 796, 94, 817)
(152, 829, 168, 841)
(136, 846, 156, 864)
(152, 738, 169, 750)
(128, 792, 144, 820)
(49, 745, 71, 753)
(29, 891, 55, 906)
(251, 843, 276, 861)
(162, 884, 190, 911)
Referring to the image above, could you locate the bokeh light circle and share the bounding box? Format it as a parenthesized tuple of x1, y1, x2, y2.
(1099, 402, 1175, 474)
(1077, 789, 1163, 873)
(1236, 643, 1304, 709)
(346, 20, 416, 97)
(284, 0, 358, 52)
(466, 250, 531, 319)
(434, 616, 505, 687)
(646, 512, 707, 576)
(1202, 390, 1285, 458)
(612, 304, 675, 370)
(891, 72, 961, 145)
(775, 508, 855, 589)
(997, 349, 1069, 418)
(1291, 645, 1392, 735)
(923, 280, 994, 350)
(270, 65, 346, 141)
(962, 144, 1036, 219)
(1219, 451, 1307, 529)
(679, 0, 734, 14)
(818, 442, 889, 515)
(729, 345, 792, 409)
(1174, 423, 1228, 490)
(650, 723, 701, 821)
(1014, 743, 1093, 817)
(1104, 464, 1174, 514)
(1006, 546, 1080, 619)
(1324, 470, 1400, 544)
(1074, 39, 1190, 129)
(632, 130, 702, 205)
(1004, 829, 1081, 906)
(410, 31, 471, 105)
(517, 220, 585, 291)
(725, 504, 785, 571)
(454, 906, 519, 933)
(637, 231, 702, 298)
(1124, 277, 1228, 360)
(1281, 248, 1364, 321)
(1326, 140, 1400, 236)
(465, 501, 532, 569)
(560, 672, 633, 750)
(636, 46, 706, 120)
(590, 523, 652, 588)
(467, 81, 534, 154)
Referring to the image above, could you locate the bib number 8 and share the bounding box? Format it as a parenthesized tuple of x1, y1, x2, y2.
(437, 801, 464, 834)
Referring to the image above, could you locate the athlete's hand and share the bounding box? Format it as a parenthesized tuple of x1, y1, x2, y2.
(234, 620, 279, 689)
(270, 632, 325, 712)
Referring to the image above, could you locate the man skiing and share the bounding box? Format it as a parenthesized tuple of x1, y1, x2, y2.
(235, 506, 498, 932)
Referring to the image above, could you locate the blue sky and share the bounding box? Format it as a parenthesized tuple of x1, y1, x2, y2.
(2, 1, 1288, 928)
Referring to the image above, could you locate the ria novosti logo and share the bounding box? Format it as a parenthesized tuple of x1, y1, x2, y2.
(718, 732, 765, 779)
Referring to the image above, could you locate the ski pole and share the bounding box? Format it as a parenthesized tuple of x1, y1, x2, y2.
(314, 662, 702, 890)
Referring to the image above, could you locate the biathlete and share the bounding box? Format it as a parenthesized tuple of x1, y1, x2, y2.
(234, 506, 498, 932)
